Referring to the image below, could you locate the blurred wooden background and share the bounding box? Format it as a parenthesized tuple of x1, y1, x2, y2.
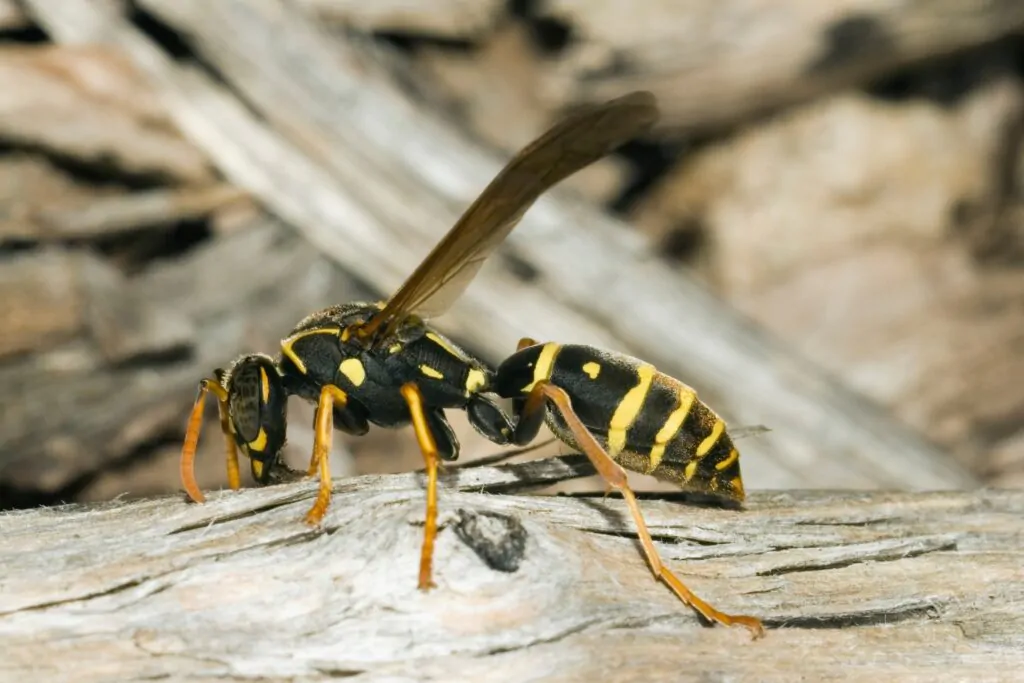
(1, 0, 1023, 509)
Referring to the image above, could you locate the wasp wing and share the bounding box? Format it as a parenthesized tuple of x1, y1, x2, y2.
(354, 90, 659, 343)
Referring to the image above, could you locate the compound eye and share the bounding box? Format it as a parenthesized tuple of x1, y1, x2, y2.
(226, 355, 288, 464)
(227, 361, 266, 445)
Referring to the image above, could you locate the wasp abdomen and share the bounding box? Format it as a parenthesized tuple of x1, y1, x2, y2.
(508, 342, 746, 501)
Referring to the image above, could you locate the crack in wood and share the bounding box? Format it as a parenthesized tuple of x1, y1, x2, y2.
(767, 601, 944, 630)
(479, 617, 603, 656)
(167, 491, 315, 534)
(0, 572, 177, 616)
(756, 536, 959, 576)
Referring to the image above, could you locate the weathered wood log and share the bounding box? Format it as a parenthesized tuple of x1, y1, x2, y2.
(540, 0, 1024, 133)
(23, 0, 976, 493)
(0, 460, 1020, 681)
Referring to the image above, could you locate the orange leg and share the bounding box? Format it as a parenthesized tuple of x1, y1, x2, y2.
(303, 384, 350, 526)
(179, 378, 238, 504)
(529, 381, 765, 640)
(400, 382, 440, 591)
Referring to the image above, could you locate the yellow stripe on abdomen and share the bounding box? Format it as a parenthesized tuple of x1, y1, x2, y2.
(696, 419, 725, 458)
(522, 342, 560, 392)
(646, 385, 697, 473)
(607, 364, 655, 456)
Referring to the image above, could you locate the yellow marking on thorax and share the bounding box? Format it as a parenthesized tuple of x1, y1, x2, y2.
(339, 358, 366, 387)
(426, 332, 463, 359)
(280, 328, 338, 375)
(582, 361, 601, 379)
(715, 448, 739, 471)
(607, 364, 655, 456)
(259, 367, 270, 403)
(646, 385, 697, 473)
(523, 342, 560, 392)
(465, 368, 486, 394)
(419, 364, 444, 380)
(388, 343, 402, 354)
(683, 460, 698, 483)
(248, 427, 268, 452)
(251, 459, 264, 479)
(696, 419, 725, 458)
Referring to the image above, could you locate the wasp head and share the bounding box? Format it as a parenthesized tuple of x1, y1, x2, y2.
(221, 353, 289, 484)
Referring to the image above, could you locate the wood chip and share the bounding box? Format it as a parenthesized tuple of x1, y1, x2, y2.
(296, 0, 504, 38)
(0, 45, 214, 182)
(0, 250, 85, 359)
(0, 0, 30, 30)
(34, 184, 248, 240)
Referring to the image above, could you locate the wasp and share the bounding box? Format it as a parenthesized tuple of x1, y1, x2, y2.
(179, 90, 765, 638)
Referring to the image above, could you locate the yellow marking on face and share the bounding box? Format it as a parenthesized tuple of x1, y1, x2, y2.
(696, 419, 725, 458)
(730, 476, 745, 498)
(715, 448, 739, 471)
(426, 332, 462, 358)
(259, 367, 270, 404)
(465, 368, 486, 394)
(248, 426, 268, 452)
(251, 459, 264, 479)
(646, 386, 697, 473)
(683, 460, 698, 483)
(522, 342, 561, 392)
(339, 358, 366, 387)
(280, 328, 338, 375)
(607, 364, 655, 456)
(419, 364, 444, 380)
(582, 361, 601, 379)
(388, 343, 402, 354)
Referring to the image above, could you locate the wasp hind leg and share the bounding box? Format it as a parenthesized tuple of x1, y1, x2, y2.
(180, 376, 240, 504)
(304, 384, 352, 526)
(517, 380, 766, 640)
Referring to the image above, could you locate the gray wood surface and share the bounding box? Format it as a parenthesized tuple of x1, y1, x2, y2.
(23, 0, 976, 495)
(0, 458, 1020, 682)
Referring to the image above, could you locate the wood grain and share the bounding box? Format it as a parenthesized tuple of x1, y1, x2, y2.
(0, 459, 1020, 681)
(22, 0, 977, 494)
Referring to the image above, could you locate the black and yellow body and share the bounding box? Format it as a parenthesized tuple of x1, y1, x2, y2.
(177, 90, 768, 637)
(494, 341, 745, 503)
(277, 301, 513, 460)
